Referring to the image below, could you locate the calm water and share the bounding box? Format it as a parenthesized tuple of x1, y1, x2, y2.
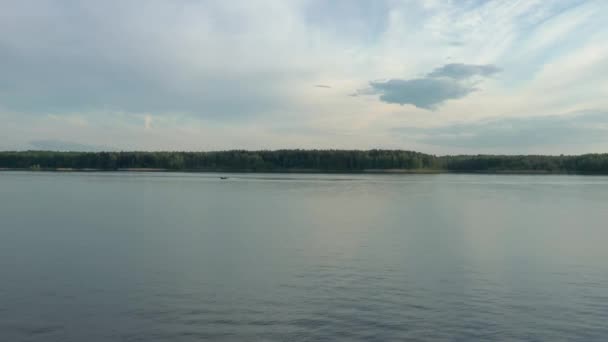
(1, 172, 608, 341)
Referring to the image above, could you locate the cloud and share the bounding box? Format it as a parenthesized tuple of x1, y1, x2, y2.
(360, 63, 499, 109)
(303, 0, 390, 42)
(447, 41, 465, 47)
(315, 84, 332, 88)
(0, 46, 294, 118)
(427, 63, 501, 80)
(144, 115, 153, 130)
(0, 0, 607, 153)
(395, 111, 608, 149)
(28, 140, 111, 152)
(0, 1, 310, 119)
(367, 78, 475, 109)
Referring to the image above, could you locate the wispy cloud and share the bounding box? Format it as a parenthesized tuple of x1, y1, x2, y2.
(144, 115, 153, 130)
(427, 63, 501, 80)
(395, 111, 608, 150)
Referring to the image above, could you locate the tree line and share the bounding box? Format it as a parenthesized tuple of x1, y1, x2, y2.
(1, 150, 608, 174)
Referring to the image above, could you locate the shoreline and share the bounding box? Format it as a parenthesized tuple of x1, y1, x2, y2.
(3, 151, 607, 175)
(1, 168, 605, 176)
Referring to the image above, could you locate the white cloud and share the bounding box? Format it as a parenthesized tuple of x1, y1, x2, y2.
(144, 115, 153, 130)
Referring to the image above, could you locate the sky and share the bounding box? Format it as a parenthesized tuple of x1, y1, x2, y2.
(1, 0, 607, 154)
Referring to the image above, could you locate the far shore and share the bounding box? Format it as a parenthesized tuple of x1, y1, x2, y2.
(0, 167, 603, 175)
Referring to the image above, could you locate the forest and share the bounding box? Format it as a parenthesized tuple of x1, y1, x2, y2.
(1, 150, 608, 174)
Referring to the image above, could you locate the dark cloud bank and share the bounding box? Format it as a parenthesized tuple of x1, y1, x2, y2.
(360, 63, 501, 109)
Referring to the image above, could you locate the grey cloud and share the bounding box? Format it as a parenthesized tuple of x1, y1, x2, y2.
(315, 84, 332, 88)
(427, 63, 501, 80)
(368, 78, 475, 109)
(395, 111, 608, 148)
(360, 63, 500, 109)
(0, 1, 296, 119)
(448, 41, 465, 46)
(0, 49, 289, 118)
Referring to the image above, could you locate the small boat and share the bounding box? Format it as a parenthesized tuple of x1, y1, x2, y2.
(220, 176, 229, 180)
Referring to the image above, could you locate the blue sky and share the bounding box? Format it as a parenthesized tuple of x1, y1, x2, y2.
(1, 0, 607, 153)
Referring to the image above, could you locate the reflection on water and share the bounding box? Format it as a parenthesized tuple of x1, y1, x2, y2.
(1, 172, 608, 341)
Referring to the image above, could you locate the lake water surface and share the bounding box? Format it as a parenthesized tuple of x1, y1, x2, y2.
(1, 172, 608, 341)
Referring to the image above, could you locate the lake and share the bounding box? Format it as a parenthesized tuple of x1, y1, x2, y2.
(1, 172, 607, 341)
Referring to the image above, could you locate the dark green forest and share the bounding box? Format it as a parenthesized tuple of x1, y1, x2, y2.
(1, 150, 608, 174)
